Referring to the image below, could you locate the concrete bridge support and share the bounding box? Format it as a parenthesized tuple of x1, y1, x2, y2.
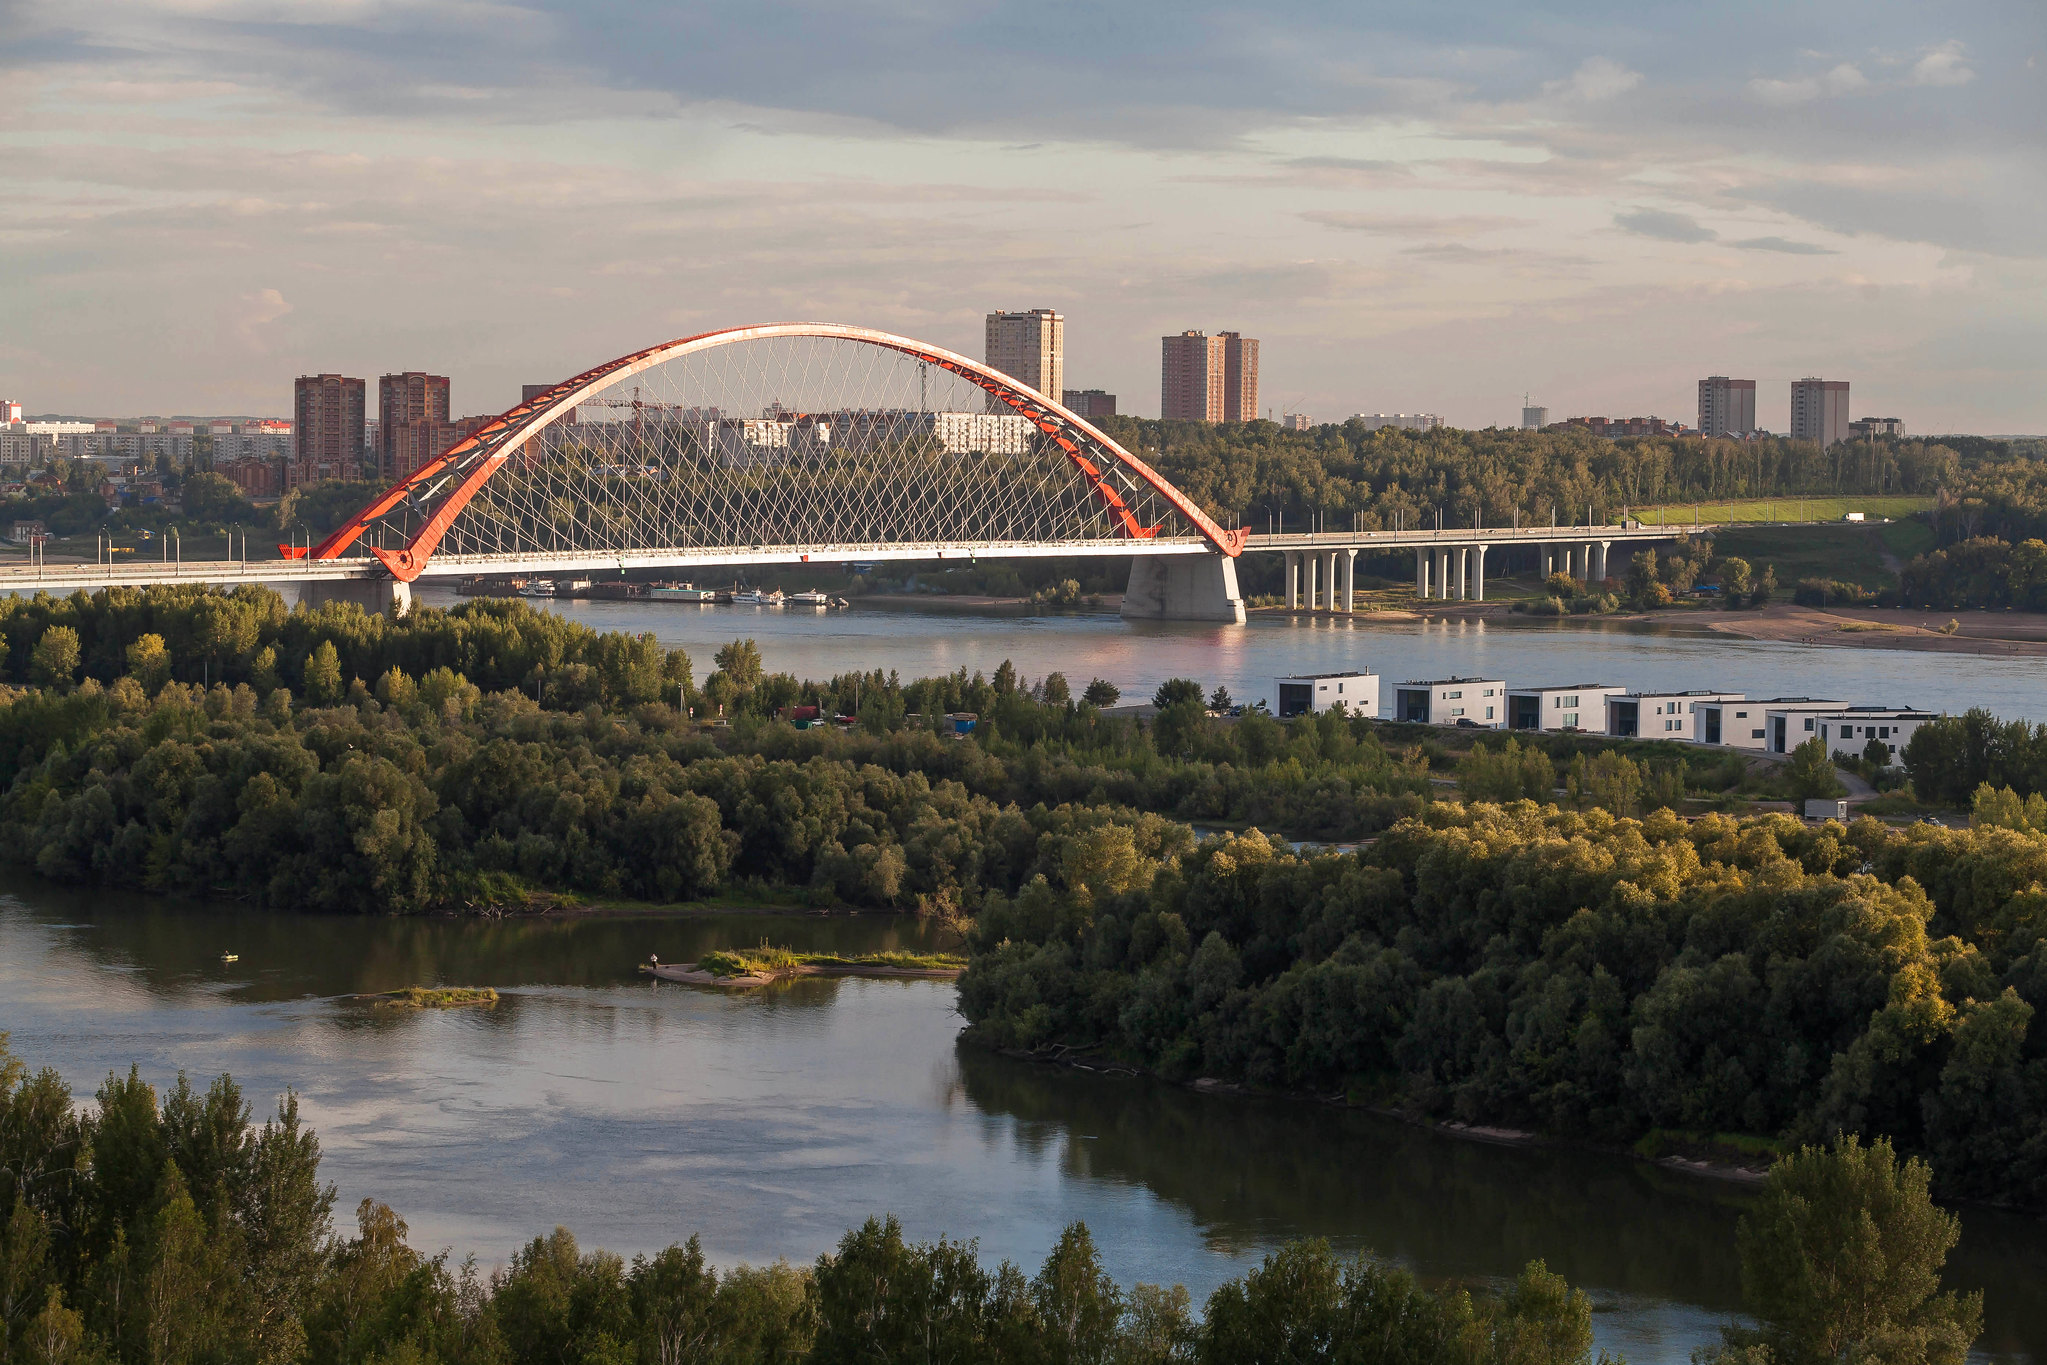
(1473, 546, 1486, 601)
(1435, 548, 1451, 600)
(1121, 554, 1246, 623)
(1453, 547, 1468, 600)
(1581, 542, 1596, 586)
(1416, 548, 1429, 598)
(296, 577, 411, 618)
(1343, 550, 1357, 612)
(1591, 541, 1610, 585)
(1284, 551, 1300, 608)
(1325, 551, 1340, 610)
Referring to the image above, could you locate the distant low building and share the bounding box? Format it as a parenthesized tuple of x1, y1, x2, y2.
(1281, 413, 1312, 431)
(1394, 676, 1504, 727)
(1810, 708, 1933, 766)
(1849, 416, 1904, 439)
(1274, 671, 1378, 718)
(1061, 389, 1117, 420)
(9, 519, 45, 544)
(1352, 413, 1443, 432)
(1553, 415, 1689, 438)
(1700, 697, 1844, 751)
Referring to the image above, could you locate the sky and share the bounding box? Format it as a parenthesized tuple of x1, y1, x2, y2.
(2, 0, 2044, 432)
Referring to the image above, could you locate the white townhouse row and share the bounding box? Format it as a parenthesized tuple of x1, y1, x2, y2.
(1266, 670, 1933, 767)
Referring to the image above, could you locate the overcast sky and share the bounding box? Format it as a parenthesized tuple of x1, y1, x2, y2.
(3, 0, 2043, 431)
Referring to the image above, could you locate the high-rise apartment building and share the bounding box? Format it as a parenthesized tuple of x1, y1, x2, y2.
(1161, 331, 1224, 422)
(984, 310, 1064, 408)
(1521, 400, 1548, 430)
(1697, 376, 1757, 437)
(1790, 377, 1850, 448)
(292, 374, 366, 486)
(379, 372, 451, 481)
(1062, 389, 1117, 420)
(1219, 332, 1259, 422)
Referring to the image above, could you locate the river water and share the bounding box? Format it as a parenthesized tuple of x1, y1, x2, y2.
(4, 889, 2043, 1364)
(414, 588, 2047, 724)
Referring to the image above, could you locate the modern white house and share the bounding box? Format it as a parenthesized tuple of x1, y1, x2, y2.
(1394, 676, 1506, 727)
(1274, 671, 1379, 719)
(1605, 690, 1745, 741)
(1806, 708, 1933, 766)
(1506, 684, 1626, 733)
(1697, 698, 1845, 752)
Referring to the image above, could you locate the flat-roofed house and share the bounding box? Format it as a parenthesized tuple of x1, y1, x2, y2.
(1606, 690, 1744, 741)
(1801, 707, 1933, 766)
(1394, 676, 1506, 727)
(1274, 671, 1379, 719)
(1699, 698, 1844, 751)
(1507, 683, 1625, 733)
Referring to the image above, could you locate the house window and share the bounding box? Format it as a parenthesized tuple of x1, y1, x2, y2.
(1735, 711, 1748, 718)
(1879, 726, 1889, 738)
(1486, 706, 1494, 719)
(1751, 729, 1765, 739)
(1450, 707, 1465, 717)
(1336, 683, 1343, 693)
(1446, 690, 1463, 699)
(1804, 719, 1815, 731)
(1564, 713, 1578, 727)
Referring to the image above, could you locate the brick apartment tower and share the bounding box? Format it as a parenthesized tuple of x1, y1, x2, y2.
(1697, 376, 1757, 437)
(292, 374, 366, 486)
(1790, 377, 1850, 448)
(1220, 332, 1259, 422)
(379, 372, 451, 480)
(1161, 331, 1224, 421)
(984, 310, 1064, 413)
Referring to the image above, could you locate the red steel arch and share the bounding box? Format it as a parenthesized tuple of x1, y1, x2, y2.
(306, 323, 1248, 582)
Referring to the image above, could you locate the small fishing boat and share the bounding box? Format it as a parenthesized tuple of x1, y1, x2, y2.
(787, 589, 831, 607)
(732, 588, 784, 606)
(220, 952, 239, 963)
(649, 583, 719, 602)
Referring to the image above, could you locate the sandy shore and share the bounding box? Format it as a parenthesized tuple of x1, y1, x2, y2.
(1702, 604, 2047, 656)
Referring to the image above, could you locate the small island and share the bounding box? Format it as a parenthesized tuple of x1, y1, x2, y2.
(641, 946, 965, 987)
(365, 986, 501, 1008)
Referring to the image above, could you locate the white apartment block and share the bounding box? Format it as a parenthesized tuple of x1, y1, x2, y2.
(1506, 684, 1626, 733)
(985, 309, 1064, 403)
(1605, 691, 1744, 741)
(1697, 698, 1849, 752)
(1274, 671, 1379, 719)
(1394, 676, 1505, 727)
(1352, 413, 1443, 433)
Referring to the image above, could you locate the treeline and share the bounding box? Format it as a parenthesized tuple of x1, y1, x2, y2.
(960, 801, 2047, 1209)
(1905, 709, 2047, 803)
(0, 1038, 1615, 1365)
(0, 588, 1428, 913)
(1898, 536, 2047, 611)
(1098, 419, 1974, 531)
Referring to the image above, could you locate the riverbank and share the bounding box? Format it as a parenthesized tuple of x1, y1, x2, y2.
(1704, 603, 2047, 656)
(642, 950, 965, 987)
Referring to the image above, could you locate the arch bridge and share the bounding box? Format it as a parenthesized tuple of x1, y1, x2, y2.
(0, 324, 1703, 619)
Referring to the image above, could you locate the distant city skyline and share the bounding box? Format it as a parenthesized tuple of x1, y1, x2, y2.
(2, 2, 2035, 433)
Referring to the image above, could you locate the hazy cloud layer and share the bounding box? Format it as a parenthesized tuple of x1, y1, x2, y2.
(2, 0, 2043, 430)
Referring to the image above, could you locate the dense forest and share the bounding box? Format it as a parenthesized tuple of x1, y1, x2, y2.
(959, 796, 2047, 1210)
(2, 585, 2045, 1214)
(0, 1037, 1986, 1365)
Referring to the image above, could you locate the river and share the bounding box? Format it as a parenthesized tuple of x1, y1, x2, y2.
(414, 588, 2047, 724)
(4, 889, 2042, 1364)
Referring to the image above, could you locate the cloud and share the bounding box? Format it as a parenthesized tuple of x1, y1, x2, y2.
(1731, 236, 1835, 255)
(1909, 41, 1974, 87)
(1614, 209, 1716, 244)
(1298, 212, 1531, 238)
(1748, 62, 1868, 105)
(1546, 56, 1642, 102)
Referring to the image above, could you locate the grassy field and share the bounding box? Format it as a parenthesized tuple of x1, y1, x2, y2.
(1710, 521, 1934, 590)
(1635, 494, 1931, 526)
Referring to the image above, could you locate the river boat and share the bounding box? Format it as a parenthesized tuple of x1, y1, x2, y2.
(520, 581, 557, 599)
(649, 583, 719, 602)
(787, 589, 831, 607)
(732, 588, 784, 606)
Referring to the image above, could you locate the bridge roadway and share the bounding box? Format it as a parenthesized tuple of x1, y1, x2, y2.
(0, 521, 1702, 617)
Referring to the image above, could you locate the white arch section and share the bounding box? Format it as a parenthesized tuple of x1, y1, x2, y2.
(307, 323, 1247, 582)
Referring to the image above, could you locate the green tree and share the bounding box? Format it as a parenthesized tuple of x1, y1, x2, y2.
(1733, 1134, 1980, 1365)
(302, 642, 343, 706)
(1784, 736, 1847, 801)
(1033, 1224, 1121, 1365)
(1207, 686, 1232, 713)
(993, 660, 1019, 695)
(126, 634, 172, 693)
(1460, 738, 1555, 803)
(1566, 751, 1641, 816)
(180, 473, 254, 526)
(29, 628, 79, 690)
(1720, 557, 1753, 603)
(1152, 678, 1203, 709)
(1082, 679, 1120, 708)
(1041, 673, 1071, 707)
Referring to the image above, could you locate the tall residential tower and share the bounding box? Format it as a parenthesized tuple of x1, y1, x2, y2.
(1697, 376, 1757, 437)
(379, 371, 451, 481)
(1790, 378, 1850, 448)
(292, 374, 366, 486)
(1161, 329, 1260, 423)
(984, 310, 1064, 406)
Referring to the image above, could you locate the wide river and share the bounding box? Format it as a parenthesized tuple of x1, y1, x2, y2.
(6, 598, 2044, 1362)
(413, 588, 2047, 723)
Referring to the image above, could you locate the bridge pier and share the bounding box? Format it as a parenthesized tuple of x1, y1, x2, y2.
(1591, 540, 1610, 585)
(1284, 552, 1299, 609)
(296, 577, 412, 619)
(1415, 548, 1428, 598)
(1121, 554, 1246, 624)
(1343, 549, 1356, 612)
